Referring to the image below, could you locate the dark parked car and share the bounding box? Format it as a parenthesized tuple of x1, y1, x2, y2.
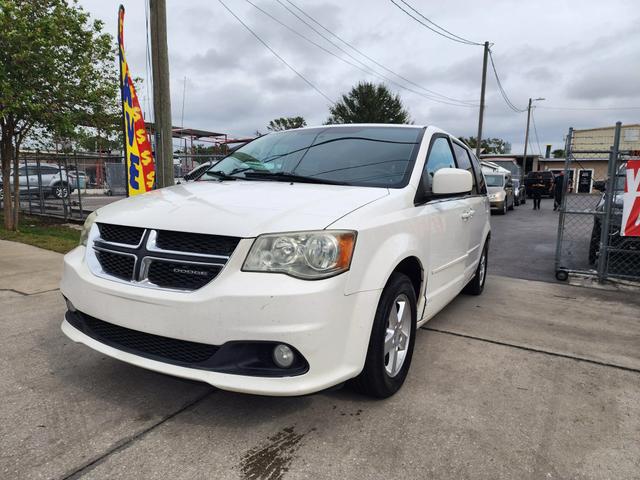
(525, 171, 554, 198)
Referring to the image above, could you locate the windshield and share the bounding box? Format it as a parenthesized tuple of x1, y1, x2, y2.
(201, 126, 423, 188)
(485, 174, 504, 187)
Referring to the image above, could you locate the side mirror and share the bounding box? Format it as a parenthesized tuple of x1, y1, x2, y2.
(432, 168, 473, 196)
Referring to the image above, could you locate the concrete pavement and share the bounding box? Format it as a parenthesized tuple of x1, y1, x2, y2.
(1, 241, 639, 479)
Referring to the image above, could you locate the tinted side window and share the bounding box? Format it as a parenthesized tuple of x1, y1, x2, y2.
(424, 137, 456, 189)
(468, 151, 487, 194)
(451, 142, 477, 194)
(40, 166, 60, 174)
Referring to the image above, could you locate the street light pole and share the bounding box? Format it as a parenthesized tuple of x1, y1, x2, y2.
(475, 41, 489, 159)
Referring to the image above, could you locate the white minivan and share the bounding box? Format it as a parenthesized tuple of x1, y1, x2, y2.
(61, 125, 490, 398)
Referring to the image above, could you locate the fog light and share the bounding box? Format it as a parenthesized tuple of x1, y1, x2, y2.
(272, 344, 295, 368)
(65, 297, 76, 312)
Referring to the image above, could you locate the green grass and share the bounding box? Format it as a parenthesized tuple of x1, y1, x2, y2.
(0, 214, 80, 254)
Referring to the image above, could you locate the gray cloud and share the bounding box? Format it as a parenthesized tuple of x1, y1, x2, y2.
(80, 0, 640, 149)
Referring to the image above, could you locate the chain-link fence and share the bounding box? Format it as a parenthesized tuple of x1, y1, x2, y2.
(555, 122, 640, 282)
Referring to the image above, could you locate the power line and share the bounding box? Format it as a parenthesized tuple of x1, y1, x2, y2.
(531, 107, 542, 156)
(248, 0, 476, 107)
(388, 0, 482, 46)
(488, 50, 526, 113)
(397, 0, 483, 46)
(217, 0, 334, 104)
(280, 0, 477, 105)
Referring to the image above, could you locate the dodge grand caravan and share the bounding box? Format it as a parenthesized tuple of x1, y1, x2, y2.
(61, 125, 491, 398)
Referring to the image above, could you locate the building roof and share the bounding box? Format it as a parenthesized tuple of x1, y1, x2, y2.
(144, 122, 227, 139)
(574, 124, 640, 134)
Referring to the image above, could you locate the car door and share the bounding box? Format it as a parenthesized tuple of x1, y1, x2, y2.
(418, 135, 472, 318)
(452, 141, 487, 278)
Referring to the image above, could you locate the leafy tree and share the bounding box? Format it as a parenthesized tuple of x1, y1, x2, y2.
(267, 116, 307, 132)
(326, 82, 410, 124)
(552, 149, 565, 158)
(459, 136, 511, 155)
(0, 0, 118, 230)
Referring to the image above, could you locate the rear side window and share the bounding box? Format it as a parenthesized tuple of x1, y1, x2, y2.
(451, 142, 478, 194)
(424, 136, 456, 186)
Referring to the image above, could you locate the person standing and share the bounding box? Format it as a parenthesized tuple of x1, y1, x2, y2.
(553, 171, 567, 211)
(531, 173, 545, 210)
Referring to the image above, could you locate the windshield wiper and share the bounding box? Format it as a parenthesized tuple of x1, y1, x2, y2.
(204, 170, 238, 181)
(243, 171, 347, 185)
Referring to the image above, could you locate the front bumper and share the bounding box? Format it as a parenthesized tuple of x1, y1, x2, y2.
(489, 200, 505, 210)
(60, 244, 381, 396)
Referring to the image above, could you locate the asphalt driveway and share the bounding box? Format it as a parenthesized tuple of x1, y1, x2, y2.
(1, 225, 639, 479)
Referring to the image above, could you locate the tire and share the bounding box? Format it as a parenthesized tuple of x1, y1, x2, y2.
(52, 182, 69, 199)
(556, 270, 569, 281)
(508, 197, 514, 210)
(521, 196, 526, 205)
(464, 241, 488, 295)
(351, 272, 417, 398)
(499, 201, 507, 215)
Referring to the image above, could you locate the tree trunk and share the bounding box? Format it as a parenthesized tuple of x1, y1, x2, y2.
(1, 123, 16, 231)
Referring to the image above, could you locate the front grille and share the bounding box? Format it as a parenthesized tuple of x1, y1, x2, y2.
(79, 314, 218, 364)
(98, 223, 144, 245)
(91, 224, 238, 291)
(95, 250, 135, 280)
(156, 230, 240, 256)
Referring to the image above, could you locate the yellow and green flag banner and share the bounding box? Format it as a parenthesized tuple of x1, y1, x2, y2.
(118, 5, 155, 196)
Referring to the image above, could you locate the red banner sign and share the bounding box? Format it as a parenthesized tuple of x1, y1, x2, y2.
(622, 158, 640, 237)
(118, 5, 155, 196)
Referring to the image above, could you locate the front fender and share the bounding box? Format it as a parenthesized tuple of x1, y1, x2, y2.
(345, 228, 424, 296)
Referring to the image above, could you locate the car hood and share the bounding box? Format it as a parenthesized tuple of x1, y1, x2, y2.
(487, 186, 505, 194)
(94, 180, 389, 237)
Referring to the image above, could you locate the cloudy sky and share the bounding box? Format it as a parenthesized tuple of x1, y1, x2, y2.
(80, 0, 640, 152)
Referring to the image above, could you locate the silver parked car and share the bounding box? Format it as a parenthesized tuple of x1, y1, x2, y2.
(0, 163, 74, 200)
(485, 172, 514, 215)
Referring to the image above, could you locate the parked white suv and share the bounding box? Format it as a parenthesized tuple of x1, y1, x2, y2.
(61, 125, 490, 398)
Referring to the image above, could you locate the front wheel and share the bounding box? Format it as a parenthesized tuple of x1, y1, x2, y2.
(53, 183, 69, 199)
(352, 273, 417, 398)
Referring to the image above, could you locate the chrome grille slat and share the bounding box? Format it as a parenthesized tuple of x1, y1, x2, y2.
(87, 224, 239, 292)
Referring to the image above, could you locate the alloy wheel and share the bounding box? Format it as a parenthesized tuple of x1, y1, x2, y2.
(478, 250, 487, 287)
(384, 293, 411, 377)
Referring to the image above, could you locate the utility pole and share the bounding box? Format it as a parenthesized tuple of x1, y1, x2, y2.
(475, 41, 489, 158)
(149, 0, 174, 188)
(521, 97, 544, 182)
(522, 97, 532, 183)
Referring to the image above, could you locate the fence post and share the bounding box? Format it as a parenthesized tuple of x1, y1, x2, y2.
(23, 155, 33, 215)
(597, 122, 622, 282)
(74, 151, 83, 219)
(554, 127, 573, 275)
(57, 155, 68, 220)
(35, 151, 45, 215)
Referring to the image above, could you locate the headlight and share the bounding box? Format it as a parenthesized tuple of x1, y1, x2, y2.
(243, 230, 356, 279)
(79, 210, 98, 246)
